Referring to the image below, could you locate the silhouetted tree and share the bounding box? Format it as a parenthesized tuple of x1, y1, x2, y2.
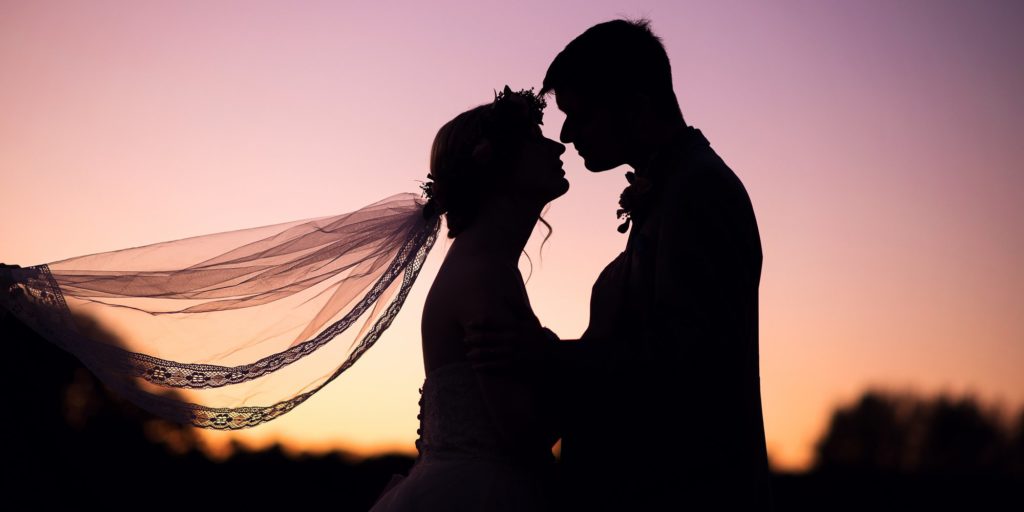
(765, 390, 1023, 511)
(1010, 409, 1024, 479)
(813, 391, 919, 473)
(917, 394, 1008, 475)
(813, 389, 1018, 477)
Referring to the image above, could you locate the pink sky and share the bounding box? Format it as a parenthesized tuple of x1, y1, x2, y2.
(2, 1, 1022, 471)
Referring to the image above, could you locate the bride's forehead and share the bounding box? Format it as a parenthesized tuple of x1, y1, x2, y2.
(521, 123, 546, 143)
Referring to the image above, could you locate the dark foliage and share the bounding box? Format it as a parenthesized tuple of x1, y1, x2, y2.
(772, 389, 1023, 511)
(6, 306, 1021, 509)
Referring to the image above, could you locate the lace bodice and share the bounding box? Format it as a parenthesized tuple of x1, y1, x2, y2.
(415, 361, 505, 459)
(413, 361, 552, 467)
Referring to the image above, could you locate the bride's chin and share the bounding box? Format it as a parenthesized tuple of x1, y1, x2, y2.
(548, 182, 570, 201)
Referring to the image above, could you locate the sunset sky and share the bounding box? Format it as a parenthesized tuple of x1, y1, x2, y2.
(2, 1, 1021, 471)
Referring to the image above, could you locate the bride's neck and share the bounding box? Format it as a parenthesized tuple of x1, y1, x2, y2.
(455, 196, 543, 265)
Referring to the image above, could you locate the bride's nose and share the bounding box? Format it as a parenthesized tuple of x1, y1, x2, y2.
(551, 140, 566, 156)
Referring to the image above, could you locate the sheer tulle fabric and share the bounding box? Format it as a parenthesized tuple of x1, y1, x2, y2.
(0, 193, 439, 429)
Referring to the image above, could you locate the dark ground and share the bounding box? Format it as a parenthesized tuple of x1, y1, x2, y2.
(4, 310, 1020, 510)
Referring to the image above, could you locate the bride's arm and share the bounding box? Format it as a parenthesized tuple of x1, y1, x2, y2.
(461, 268, 555, 455)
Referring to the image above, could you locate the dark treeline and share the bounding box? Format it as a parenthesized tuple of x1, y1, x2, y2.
(4, 306, 411, 509)
(815, 389, 1023, 476)
(773, 389, 1023, 511)
(4, 309, 1021, 509)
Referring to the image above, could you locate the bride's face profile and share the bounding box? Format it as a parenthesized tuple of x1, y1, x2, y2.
(505, 123, 569, 205)
(427, 93, 568, 238)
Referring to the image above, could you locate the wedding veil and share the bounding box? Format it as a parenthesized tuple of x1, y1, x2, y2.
(0, 193, 440, 430)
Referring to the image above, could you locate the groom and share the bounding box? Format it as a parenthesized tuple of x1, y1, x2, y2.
(473, 19, 775, 510)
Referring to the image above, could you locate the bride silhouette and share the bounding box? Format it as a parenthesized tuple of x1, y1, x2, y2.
(369, 87, 567, 510)
(0, 86, 567, 510)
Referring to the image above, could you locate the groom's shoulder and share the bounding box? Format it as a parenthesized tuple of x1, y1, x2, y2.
(667, 143, 750, 204)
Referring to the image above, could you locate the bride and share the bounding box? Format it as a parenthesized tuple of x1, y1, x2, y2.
(0, 86, 566, 509)
(369, 88, 568, 510)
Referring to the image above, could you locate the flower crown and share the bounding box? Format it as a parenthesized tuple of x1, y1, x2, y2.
(493, 85, 546, 126)
(421, 86, 546, 219)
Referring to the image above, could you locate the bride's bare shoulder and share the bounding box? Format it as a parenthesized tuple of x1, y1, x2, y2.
(428, 253, 504, 302)
(424, 250, 525, 325)
(421, 249, 526, 370)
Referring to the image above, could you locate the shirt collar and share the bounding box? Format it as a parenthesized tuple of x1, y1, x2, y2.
(635, 125, 709, 180)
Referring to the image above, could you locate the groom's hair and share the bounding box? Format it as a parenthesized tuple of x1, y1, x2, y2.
(541, 18, 683, 122)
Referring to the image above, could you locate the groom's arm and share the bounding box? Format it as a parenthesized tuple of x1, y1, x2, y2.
(466, 327, 620, 398)
(468, 160, 761, 378)
(466, 329, 602, 377)
(535, 170, 749, 380)
(468, 165, 759, 381)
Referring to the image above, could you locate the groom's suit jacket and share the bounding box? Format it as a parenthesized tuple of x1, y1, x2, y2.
(556, 125, 774, 510)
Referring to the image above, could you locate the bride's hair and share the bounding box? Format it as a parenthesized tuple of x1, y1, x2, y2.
(425, 103, 496, 237)
(424, 91, 553, 243)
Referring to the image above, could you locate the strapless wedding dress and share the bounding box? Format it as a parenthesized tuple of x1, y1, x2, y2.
(369, 360, 556, 511)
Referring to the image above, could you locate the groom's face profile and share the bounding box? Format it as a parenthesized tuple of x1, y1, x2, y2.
(555, 88, 627, 172)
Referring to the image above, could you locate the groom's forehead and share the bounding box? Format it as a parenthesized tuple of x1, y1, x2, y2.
(554, 90, 583, 113)
(554, 88, 608, 117)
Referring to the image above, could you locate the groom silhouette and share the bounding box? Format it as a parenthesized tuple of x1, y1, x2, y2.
(537, 19, 774, 510)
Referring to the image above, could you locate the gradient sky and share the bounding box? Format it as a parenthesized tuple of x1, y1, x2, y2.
(2, 0, 1022, 471)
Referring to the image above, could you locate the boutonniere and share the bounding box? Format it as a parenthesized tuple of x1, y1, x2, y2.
(616, 171, 653, 233)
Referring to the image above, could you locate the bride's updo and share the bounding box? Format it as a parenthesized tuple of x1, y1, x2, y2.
(422, 87, 547, 238)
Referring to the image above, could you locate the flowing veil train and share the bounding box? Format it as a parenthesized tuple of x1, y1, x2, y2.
(0, 193, 439, 429)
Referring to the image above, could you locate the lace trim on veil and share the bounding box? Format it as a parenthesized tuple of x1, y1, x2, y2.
(1, 194, 440, 430)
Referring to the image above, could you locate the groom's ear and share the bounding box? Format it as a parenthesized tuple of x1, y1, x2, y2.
(614, 91, 654, 126)
(632, 92, 656, 119)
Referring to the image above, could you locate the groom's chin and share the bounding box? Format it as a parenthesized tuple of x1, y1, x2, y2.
(583, 159, 622, 173)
